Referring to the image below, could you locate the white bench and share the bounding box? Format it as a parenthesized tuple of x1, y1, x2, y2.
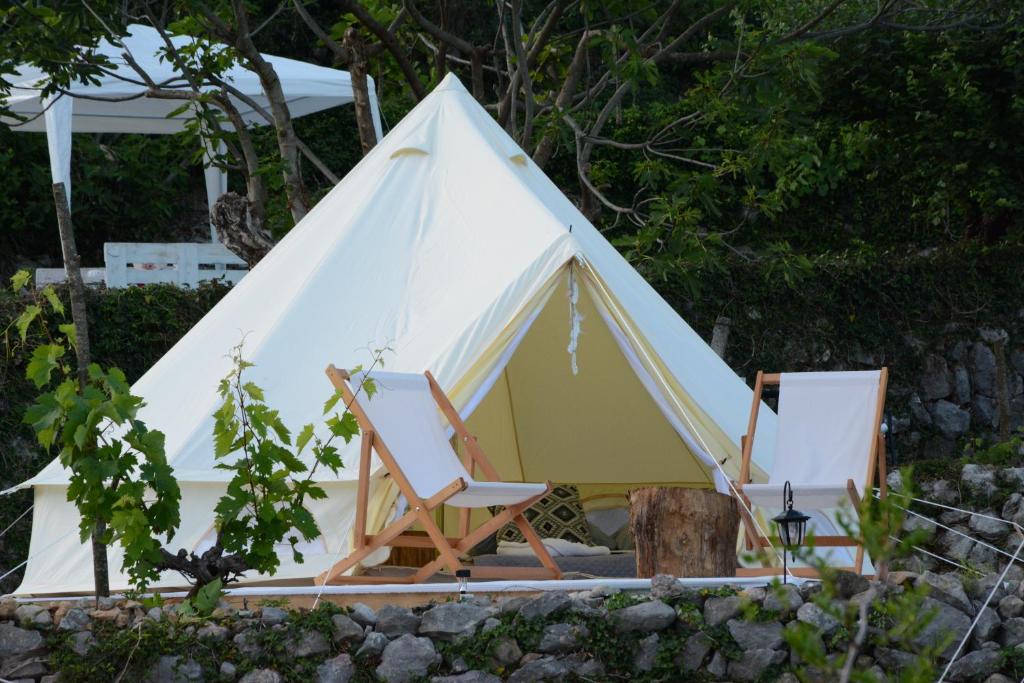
(104, 242, 247, 288)
(36, 243, 248, 288)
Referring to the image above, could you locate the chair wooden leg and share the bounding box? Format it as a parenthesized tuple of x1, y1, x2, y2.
(511, 512, 561, 576)
(317, 508, 419, 585)
(847, 480, 866, 575)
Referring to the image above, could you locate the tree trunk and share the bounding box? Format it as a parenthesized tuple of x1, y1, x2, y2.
(629, 487, 738, 578)
(53, 182, 108, 600)
(211, 192, 275, 267)
(52, 183, 91, 388)
(343, 27, 379, 155)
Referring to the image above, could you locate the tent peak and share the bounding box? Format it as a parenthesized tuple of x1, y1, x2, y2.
(435, 73, 470, 94)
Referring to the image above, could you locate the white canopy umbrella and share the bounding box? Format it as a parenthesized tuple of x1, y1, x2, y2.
(2, 23, 382, 240)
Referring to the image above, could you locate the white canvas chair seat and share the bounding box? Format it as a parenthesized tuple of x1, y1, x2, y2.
(352, 371, 549, 508)
(736, 369, 888, 577)
(742, 483, 856, 511)
(449, 481, 549, 507)
(317, 367, 561, 584)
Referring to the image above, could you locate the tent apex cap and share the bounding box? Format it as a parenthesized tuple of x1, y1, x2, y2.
(436, 73, 470, 94)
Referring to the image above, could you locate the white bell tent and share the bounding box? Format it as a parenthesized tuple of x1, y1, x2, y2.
(9, 74, 775, 595)
(2, 23, 382, 240)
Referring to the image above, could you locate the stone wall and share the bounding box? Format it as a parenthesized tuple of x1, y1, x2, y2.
(0, 572, 1020, 683)
(895, 328, 1024, 459)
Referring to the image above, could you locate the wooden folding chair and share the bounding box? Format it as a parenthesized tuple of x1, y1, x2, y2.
(316, 366, 562, 585)
(734, 369, 888, 577)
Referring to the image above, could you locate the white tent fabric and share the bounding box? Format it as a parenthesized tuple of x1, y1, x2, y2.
(9, 74, 776, 595)
(3, 23, 381, 238)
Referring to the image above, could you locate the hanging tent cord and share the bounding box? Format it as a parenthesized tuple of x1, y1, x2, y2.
(871, 489, 1024, 682)
(0, 505, 32, 541)
(578, 261, 792, 578)
(0, 527, 78, 586)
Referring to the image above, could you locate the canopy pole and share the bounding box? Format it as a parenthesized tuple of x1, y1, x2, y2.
(43, 94, 73, 209)
(203, 139, 228, 242)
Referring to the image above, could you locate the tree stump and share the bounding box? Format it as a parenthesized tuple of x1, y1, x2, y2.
(629, 487, 739, 578)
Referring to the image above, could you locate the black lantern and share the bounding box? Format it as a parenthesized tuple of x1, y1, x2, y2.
(772, 481, 810, 583)
(455, 568, 472, 600)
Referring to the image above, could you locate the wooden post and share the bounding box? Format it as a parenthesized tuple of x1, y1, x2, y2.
(629, 487, 739, 578)
(52, 182, 109, 601)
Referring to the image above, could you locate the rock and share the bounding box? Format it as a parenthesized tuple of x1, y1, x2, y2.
(490, 635, 522, 666)
(922, 354, 952, 399)
(969, 514, 1010, 543)
(728, 648, 786, 682)
(969, 544, 998, 572)
(704, 595, 743, 627)
(480, 618, 501, 634)
(763, 584, 803, 614)
(962, 464, 997, 497)
(71, 630, 95, 656)
(969, 573, 1010, 602)
(330, 614, 365, 644)
(954, 365, 972, 404)
(356, 631, 388, 658)
(0, 598, 18, 620)
(909, 393, 933, 426)
(1001, 617, 1024, 647)
(0, 654, 49, 679)
(376, 605, 420, 638)
(916, 571, 975, 615)
(147, 607, 164, 622)
(796, 602, 840, 635)
(233, 631, 262, 659)
(431, 673, 501, 683)
(945, 649, 1002, 682)
(707, 650, 728, 678)
(58, 607, 90, 631)
(679, 631, 714, 670)
(0, 623, 46, 657)
(376, 634, 441, 683)
(913, 597, 972, 658)
(259, 607, 287, 625)
(196, 624, 229, 642)
(570, 657, 605, 679)
(1004, 495, 1024, 528)
(536, 622, 588, 654)
(220, 662, 237, 681)
(613, 599, 676, 632)
(90, 607, 121, 622)
(727, 619, 785, 650)
(290, 629, 331, 658)
(985, 675, 1015, 683)
(517, 592, 571, 621)
(932, 400, 971, 437)
(149, 655, 204, 682)
(506, 655, 570, 683)
(651, 573, 684, 602)
(317, 654, 355, 683)
(834, 570, 871, 598)
(630, 633, 658, 672)
(973, 606, 1001, 645)
(970, 342, 997, 397)
(999, 595, 1024, 619)
(419, 603, 490, 641)
(875, 647, 917, 670)
(1002, 468, 1024, 488)
(974, 396, 999, 428)
(925, 479, 958, 505)
(239, 671, 282, 683)
(15, 604, 51, 628)
(348, 603, 376, 627)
